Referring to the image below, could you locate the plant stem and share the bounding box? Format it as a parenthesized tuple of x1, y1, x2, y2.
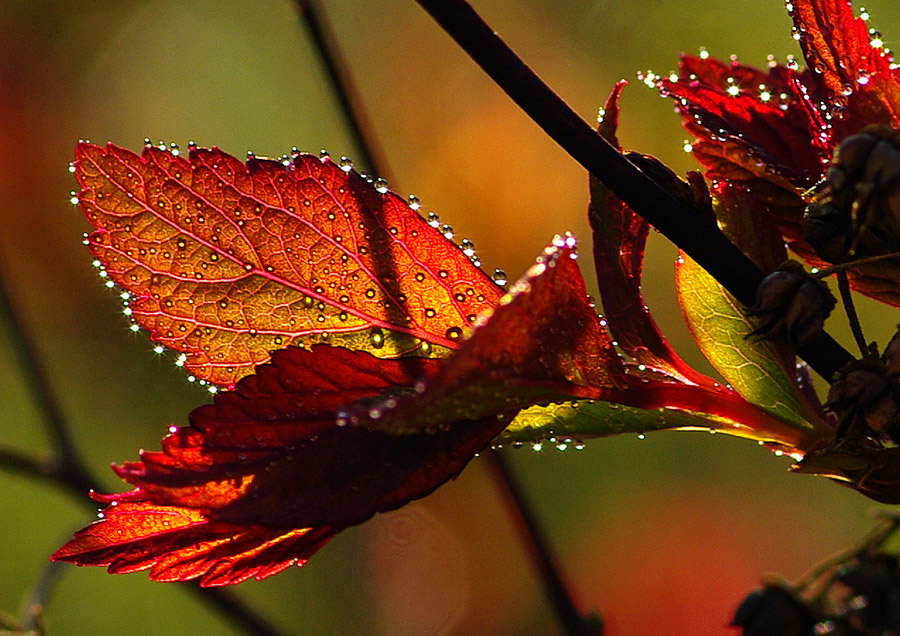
(0, 263, 291, 636)
(793, 511, 900, 593)
(296, 7, 599, 634)
(187, 586, 288, 636)
(294, 0, 395, 185)
(485, 451, 602, 636)
(813, 251, 900, 277)
(0, 275, 96, 496)
(836, 271, 868, 357)
(413, 0, 855, 383)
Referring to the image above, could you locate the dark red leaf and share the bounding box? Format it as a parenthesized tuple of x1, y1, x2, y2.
(589, 83, 716, 386)
(658, 0, 900, 307)
(365, 237, 629, 435)
(53, 237, 629, 584)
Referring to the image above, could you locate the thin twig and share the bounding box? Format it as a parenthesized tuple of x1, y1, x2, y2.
(0, 261, 292, 636)
(294, 0, 395, 185)
(485, 451, 602, 636)
(794, 512, 900, 593)
(186, 586, 288, 636)
(0, 274, 96, 495)
(813, 251, 900, 277)
(21, 562, 64, 633)
(0, 447, 92, 499)
(837, 271, 869, 357)
(413, 0, 855, 383)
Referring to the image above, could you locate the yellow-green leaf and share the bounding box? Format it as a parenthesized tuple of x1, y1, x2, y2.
(675, 253, 818, 430)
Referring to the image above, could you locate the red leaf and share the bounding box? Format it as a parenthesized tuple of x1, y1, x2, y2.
(51, 502, 335, 586)
(52, 345, 499, 584)
(657, 0, 900, 307)
(53, 237, 628, 585)
(75, 142, 502, 388)
(658, 55, 824, 191)
(589, 83, 715, 386)
(364, 237, 629, 434)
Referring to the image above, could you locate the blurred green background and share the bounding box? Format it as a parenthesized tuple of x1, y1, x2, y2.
(3, 1, 900, 634)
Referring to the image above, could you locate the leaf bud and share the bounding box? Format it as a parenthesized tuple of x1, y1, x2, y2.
(731, 585, 816, 636)
(804, 125, 900, 262)
(883, 323, 900, 376)
(826, 357, 900, 442)
(748, 261, 836, 347)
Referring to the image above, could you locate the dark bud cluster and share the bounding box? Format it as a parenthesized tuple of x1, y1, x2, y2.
(804, 125, 900, 263)
(732, 552, 900, 636)
(827, 326, 900, 444)
(748, 261, 836, 348)
(731, 585, 816, 636)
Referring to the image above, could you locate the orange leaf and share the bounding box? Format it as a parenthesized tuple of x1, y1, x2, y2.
(75, 142, 502, 388)
(53, 237, 631, 585)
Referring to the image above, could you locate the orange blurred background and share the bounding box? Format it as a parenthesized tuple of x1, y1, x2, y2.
(3, 1, 900, 634)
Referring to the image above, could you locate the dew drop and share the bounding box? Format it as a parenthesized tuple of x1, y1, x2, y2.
(492, 269, 508, 286)
(408, 194, 420, 210)
(445, 326, 463, 341)
(370, 327, 385, 349)
(441, 224, 454, 239)
(427, 212, 440, 228)
(339, 156, 353, 171)
(374, 177, 389, 193)
(460, 238, 475, 257)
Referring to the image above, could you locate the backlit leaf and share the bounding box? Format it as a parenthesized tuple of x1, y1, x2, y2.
(589, 82, 712, 386)
(675, 254, 820, 431)
(53, 237, 631, 584)
(788, 0, 900, 139)
(364, 237, 629, 435)
(52, 345, 498, 585)
(75, 142, 501, 388)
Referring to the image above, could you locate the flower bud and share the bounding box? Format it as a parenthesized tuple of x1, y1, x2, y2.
(827, 357, 900, 442)
(883, 324, 900, 376)
(731, 585, 816, 636)
(748, 261, 836, 347)
(804, 125, 900, 262)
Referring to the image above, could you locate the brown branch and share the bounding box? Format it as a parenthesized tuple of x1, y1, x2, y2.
(413, 0, 855, 382)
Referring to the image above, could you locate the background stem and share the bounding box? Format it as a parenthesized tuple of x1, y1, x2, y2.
(485, 451, 603, 636)
(295, 4, 598, 634)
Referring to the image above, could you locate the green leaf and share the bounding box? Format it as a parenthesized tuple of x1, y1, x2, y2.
(675, 254, 818, 431)
(498, 400, 730, 445)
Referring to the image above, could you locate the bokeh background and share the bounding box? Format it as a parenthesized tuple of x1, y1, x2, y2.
(3, 1, 900, 634)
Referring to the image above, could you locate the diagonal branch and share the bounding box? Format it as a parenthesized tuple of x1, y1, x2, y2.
(295, 5, 600, 635)
(413, 0, 855, 382)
